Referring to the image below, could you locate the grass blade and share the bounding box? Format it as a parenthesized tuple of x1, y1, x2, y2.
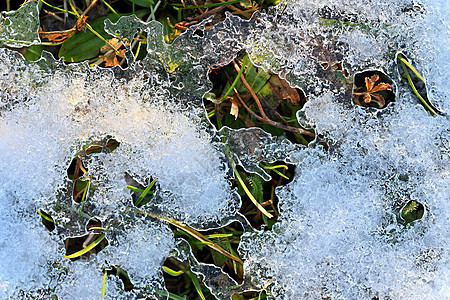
(397, 54, 438, 115)
(162, 266, 185, 277)
(126, 185, 145, 193)
(134, 178, 157, 207)
(220, 55, 248, 103)
(233, 163, 273, 218)
(133, 208, 243, 263)
(36, 210, 55, 223)
(63, 233, 106, 259)
(188, 270, 206, 300)
(102, 269, 107, 300)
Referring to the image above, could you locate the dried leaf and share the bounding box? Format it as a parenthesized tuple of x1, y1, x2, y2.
(354, 74, 392, 108)
(365, 74, 379, 91)
(268, 75, 301, 105)
(39, 27, 75, 43)
(371, 82, 392, 93)
(230, 98, 240, 120)
(39, 16, 88, 43)
(100, 38, 123, 52)
(99, 38, 127, 67)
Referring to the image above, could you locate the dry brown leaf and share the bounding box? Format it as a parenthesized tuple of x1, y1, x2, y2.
(39, 27, 75, 43)
(100, 38, 124, 52)
(268, 75, 301, 105)
(354, 74, 392, 107)
(99, 38, 127, 67)
(39, 16, 88, 43)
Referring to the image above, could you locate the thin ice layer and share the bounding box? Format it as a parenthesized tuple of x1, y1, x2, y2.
(0, 0, 40, 47)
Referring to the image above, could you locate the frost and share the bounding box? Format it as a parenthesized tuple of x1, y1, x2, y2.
(1, 0, 449, 298)
(0, 0, 40, 47)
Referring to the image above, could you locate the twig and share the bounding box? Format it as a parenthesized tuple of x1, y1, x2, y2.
(44, 9, 65, 22)
(233, 87, 313, 136)
(229, 61, 314, 137)
(64, 0, 68, 23)
(232, 60, 268, 119)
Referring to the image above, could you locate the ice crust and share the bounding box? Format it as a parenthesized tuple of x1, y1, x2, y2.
(0, 0, 449, 299)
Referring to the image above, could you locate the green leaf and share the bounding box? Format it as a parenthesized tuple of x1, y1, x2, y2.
(400, 201, 424, 224)
(58, 10, 147, 62)
(23, 45, 45, 61)
(130, 0, 155, 8)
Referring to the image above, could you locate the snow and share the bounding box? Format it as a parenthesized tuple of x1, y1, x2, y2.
(0, 0, 449, 298)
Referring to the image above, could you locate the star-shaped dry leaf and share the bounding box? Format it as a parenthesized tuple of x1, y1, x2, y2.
(353, 74, 392, 108)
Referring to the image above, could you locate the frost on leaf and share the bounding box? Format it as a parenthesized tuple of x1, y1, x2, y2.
(0, 0, 40, 47)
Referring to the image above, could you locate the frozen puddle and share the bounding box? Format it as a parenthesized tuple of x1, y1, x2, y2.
(0, 0, 449, 299)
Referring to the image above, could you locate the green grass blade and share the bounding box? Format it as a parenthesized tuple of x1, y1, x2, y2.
(233, 163, 273, 218)
(262, 164, 288, 170)
(101, 0, 119, 16)
(126, 185, 145, 193)
(41, 0, 78, 16)
(188, 271, 206, 300)
(134, 179, 157, 207)
(64, 233, 106, 259)
(269, 168, 289, 180)
(398, 56, 437, 115)
(36, 210, 55, 223)
(261, 162, 290, 179)
(79, 180, 90, 207)
(162, 266, 185, 277)
(397, 56, 426, 83)
(220, 55, 248, 103)
(204, 233, 233, 238)
(88, 226, 106, 231)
